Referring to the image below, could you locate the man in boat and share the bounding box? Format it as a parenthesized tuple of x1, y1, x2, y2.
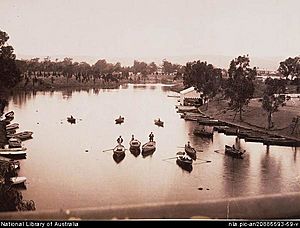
(117, 136, 123, 145)
(131, 134, 135, 141)
(149, 132, 154, 142)
(187, 141, 191, 148)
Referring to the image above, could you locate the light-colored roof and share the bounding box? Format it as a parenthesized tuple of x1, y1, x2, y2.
(180, 86, 197, 94)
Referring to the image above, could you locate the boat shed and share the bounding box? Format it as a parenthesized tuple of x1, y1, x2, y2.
(179, 86, 202, 106)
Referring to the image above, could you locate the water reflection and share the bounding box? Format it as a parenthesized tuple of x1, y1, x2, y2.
(259, 147, 283, 194)
(2, 84, 299, 211)
(142, 149, 156, 158)
(62, 90, 72, 99)
(130, 148, 140, 157)
(0, 185, 35, 212)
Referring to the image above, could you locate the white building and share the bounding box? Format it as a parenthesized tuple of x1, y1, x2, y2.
(179, 86, 202, 106)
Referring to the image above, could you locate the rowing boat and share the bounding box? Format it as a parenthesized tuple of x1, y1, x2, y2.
(142, 141, 156, 157)
(184, 144, 197, 160)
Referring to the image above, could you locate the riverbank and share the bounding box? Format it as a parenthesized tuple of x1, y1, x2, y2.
(10, 76, 183, 92)
(199, 98, 300, 141)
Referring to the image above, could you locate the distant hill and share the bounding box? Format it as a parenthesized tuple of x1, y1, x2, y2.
(17, 54, 285, 71)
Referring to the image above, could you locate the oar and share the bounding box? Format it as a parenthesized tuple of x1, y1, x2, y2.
(214, 149, 225, 155)
(194, 161, 211, 165)
(196, 158, 212, 163)
(177, 146, 203, 152)
(102, 148, 114, 152)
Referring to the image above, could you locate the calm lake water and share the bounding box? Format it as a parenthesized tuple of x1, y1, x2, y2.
(4, 84, 300, 211)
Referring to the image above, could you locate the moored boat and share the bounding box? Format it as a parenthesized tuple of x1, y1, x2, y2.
(4, 111, 14, 119)
(193, 128, 213, 138)
(8, 131, 33, 141)
(8, 176, 27, 186)
(8, 137, 22, 148)
(0, 150, 27, 158)
(142, 141, 156, 157)
(0, 146, 27, 152)
(225, 145, 245, 159)
(6, 123, 19, 131)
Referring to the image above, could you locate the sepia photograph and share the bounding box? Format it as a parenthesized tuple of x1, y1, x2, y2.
(0, 0, 300, 223)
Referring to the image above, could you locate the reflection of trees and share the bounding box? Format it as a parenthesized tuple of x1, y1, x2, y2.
(161, 86, 172, 92)
(259, 148, 282, 194)
(93, 88, 100, 95)
(62, 89, 73, 99)
(0, 185, 35, 212)
(222, 155, 250, 198)
(0, 160, 35, 212)
(10, 91, 33, 108)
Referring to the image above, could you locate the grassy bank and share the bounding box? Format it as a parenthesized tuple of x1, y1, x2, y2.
(199, 98, 300, 140)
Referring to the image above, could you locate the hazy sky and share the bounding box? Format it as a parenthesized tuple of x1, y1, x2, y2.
(1, 0, 300, 63)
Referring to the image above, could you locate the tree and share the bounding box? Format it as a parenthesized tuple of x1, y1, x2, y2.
(147, 62, 158, 74)
(132, 60, 148, 76)
(262, 78, 287, 129)
(183, 60, 222, 109)
(278, 57, 296, 80)
(224, 55, 256, 121)
(0, 30, 21, 89)
(278, 56, 300, 92)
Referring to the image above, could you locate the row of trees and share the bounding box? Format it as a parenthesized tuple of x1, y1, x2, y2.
(1, 29, 184, 89)
(16, 57, 183, 78)
(183, 55, 298, 129)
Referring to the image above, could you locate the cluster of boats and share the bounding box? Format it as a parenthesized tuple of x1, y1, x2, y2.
(111, 138, 157, 163)
(0, 156, 27, 187)
(0, 111, 33, 158)
(0, 111, 28, 187)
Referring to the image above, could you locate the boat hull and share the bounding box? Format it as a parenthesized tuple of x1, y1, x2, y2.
(184, 145, 197, 160)
(225, 145, 244, 159)
(142, 141, 156, 157)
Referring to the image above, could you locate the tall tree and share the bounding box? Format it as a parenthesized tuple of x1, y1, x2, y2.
(183, 60, 222, 109)
(278, 57, 296, 80)
(147, 62, 158, 74)
(0, 30, 21, 89)
(224, 55, 257, 121)
(262, 78, 287, 129)
(278, 56, 300, 92)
